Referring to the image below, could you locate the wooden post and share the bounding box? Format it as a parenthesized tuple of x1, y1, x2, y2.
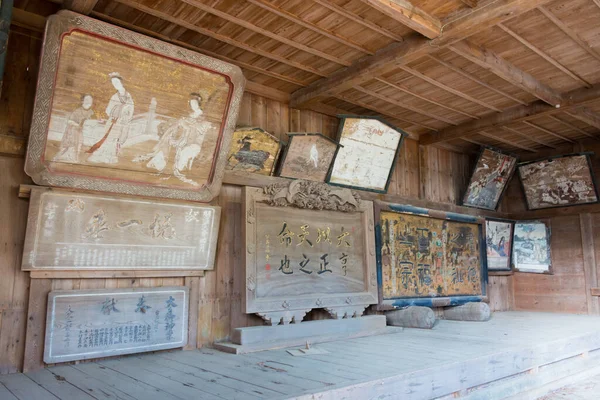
(580, 213, 599, 315)
(184, 276, 200, 350)
(23, 279, 52, 372)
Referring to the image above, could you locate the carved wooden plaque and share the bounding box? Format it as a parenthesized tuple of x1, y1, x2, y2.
(25, 11, 245, 202)
(243, 182, 378, 325)
(44, 287, 188, 363)
(23, 187, 220, 272)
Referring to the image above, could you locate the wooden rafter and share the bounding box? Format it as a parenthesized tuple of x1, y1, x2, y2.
(247, 0, 373, 55)
(113, 0, 328, 77)
(359, 0, 441, 39)
(399, 65, 501, 111)
(312, 0, 403, 41)
(460, 0, 478, 7)
(566, 107, 600, 130)
(419, 84, 600, 145)
(427, 55, 527, 105)
(498, 24, 591, 87)
(547, 115, 598, 140)
(500, 126, 557, 149)
(522, 121, 575, 143)
(375, 77, 479, 119)
(354, 86, 458, 125)
(538, 6, 600, 63)
(290, 0, 557, 107)
(63, 0, 98, 14)
(179, 0, 352, 66)
(450, 40, 563, 107)
(478, 130, 537, 152)
(461, 137, 486, 146)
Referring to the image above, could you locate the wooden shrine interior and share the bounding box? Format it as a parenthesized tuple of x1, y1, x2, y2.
(3, 0, 600, 383)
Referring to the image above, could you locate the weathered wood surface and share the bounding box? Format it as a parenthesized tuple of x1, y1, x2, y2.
(385, 306, 436, 329)
(44, 286, 188, 363)
(22, 187, 220, 272)
(443, 302, 491, 321)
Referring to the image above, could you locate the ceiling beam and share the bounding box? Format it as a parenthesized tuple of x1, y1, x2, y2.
(498, 23, 590, 87)
(419, 83, 600, 145)
(63, 0, 98, 15)
(245, 82, 290, 103)
(566, 107, 600, 130)
(359, 0, 441, 39)
(460, 0, 478, 7)
(522, 120, 575, 143)
(247, 0, 373, 55)
(450, 40, 563, 107)
(478, 130, 537, 152)
(290, 0, 556, 108)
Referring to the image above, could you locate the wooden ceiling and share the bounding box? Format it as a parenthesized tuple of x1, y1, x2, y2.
(11, 0, 600, 155)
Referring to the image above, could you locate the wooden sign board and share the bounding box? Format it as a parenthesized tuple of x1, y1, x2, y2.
(243, 182, 378, 325)
(25, 11, 245, 202)
(44, 287, 188, 363)
(375, 202, 488, 308)
(23, 187, 220, 272)
(226, 127, 282, 176)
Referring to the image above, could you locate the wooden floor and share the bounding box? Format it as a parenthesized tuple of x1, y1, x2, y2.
(2, 311, 600, 400)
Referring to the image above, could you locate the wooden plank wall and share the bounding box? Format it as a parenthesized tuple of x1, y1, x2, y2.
(0, 23, 511, 374)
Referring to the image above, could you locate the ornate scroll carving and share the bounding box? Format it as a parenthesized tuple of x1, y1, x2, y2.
(263, 180, 360, 212)
(325, 305, 368, 319)
(257, 309, 310, 326)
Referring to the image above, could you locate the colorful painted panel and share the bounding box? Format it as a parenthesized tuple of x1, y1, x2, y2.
(379, 211, 483, 301)
(513, 222, 551, 273)
(25, 11, 245, 202)
(227, 127, 281, 176)
(518, 154, 598, 210)
(22, 187, 220, 271)
(486, 220, 514, 271)
(327, 116, 405, 193)
(463, 148, 517, 210)
(278, 133, 338, 182)
(44, 287, 188, 363)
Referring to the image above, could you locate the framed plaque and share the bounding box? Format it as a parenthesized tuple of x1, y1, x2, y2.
(277, 133, 338, 182)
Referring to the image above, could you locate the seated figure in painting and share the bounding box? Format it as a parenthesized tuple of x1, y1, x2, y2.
(134, 93, 214, 186)
(53, 94, 94, 163)
(87, 72, 135, 164)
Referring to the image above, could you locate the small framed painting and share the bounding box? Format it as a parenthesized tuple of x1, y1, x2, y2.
(226, 127, 282, 176)
(463, 147, 517, 210)
(485, 219, 514, 272)
(327, 116, 406, 193)
(277, 133, 338, 182)
(518, 153, 599, 210)
(512, 221, 552, 274)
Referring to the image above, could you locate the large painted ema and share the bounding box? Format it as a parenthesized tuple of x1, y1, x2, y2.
(44, 287, 188, 363)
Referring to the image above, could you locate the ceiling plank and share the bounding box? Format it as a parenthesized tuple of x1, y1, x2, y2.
(359, 0, 441, 39)
(179, 0, 352, 66)
(500, 126, 557, 149)
(566, 107, 600, 130)
(247, 0, 373, 55)
(63, 0, 98, 15)
(399, 65, 502, 111)
(290, 0, 557, 107)
(419, 84, 600, 145)
(547, 115, 599, 140)
(427, 54, 527, 105)
(498, 23, 591, 87)
(460, 0, 478, 7)
(113, 0, 328, 77)
(522, 121, 576, 143)
(538, 6, 600, 63)
(478, 130, 537, 152)
(450, 40, 563, 107)
(312, 0, 403, 41)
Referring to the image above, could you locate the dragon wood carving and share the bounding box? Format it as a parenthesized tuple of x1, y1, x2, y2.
(263, 180, 360, 212)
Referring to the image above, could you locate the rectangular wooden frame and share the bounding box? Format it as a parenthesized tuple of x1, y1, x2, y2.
(517, 153, 599, 211)
(512, 220, 553, 274)
(462, 146, 518, 211)
(276, 133, 340, 182)
(242, 186, 378, 316)
(374, 201, 488, 309)
(485, 217, 515, 273)
(326, 115, 406, 194)
(25, 11, 245, 202)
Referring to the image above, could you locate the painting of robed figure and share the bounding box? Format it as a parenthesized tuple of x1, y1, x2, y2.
(25, 11, 245, 202)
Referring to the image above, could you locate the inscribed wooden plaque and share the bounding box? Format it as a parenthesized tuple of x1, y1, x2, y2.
(278, 133, 338, 182)
(243, 184, 378, 323)
(518, 154, 598, 210)
(22, 187, 220, 271)
(226, 127, 282, 176)
(486, 219, 514, 271)
(327, 116, 405, 193)
(463, 148, 517, 210)
(376, 203, 487, 308)
(513, 222, 552, 273)
(44, 287, 188, 363)
(25, 11, 245, 202)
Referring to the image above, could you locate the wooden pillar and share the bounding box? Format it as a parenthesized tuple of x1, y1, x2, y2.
(23, 279, 52, 372)
(580, 213, 599, 315)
